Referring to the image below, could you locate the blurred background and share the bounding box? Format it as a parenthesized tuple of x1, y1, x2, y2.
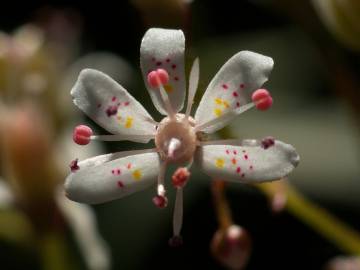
(0, 0, 360, 269)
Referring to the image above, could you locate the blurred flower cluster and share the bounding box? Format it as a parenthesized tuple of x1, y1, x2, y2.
(0, 11, 133, 270)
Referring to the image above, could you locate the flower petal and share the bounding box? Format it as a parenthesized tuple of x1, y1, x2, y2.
(140, 28, 186, 115)
(194, 51, 274, 133)
(195, 139, 299, 183)
(71, 69, 156, 143)
(65, 150, 160, 204)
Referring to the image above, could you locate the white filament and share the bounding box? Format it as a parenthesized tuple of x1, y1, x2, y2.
(91, 134, 155, 142)
(173, 188, 183, 236)
(157, 161, 167, 196)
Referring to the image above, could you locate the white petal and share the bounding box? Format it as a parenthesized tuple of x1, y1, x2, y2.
(56, 190, 111, 270)
(195, 139, 299, 183)
(65, 150, 160, 204)
(195, 51, 274, 133)
(71, 69, 156, 143)
(140, 28, 186, 115)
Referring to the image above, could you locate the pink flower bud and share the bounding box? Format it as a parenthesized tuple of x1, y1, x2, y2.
(211, 225, 252, 270)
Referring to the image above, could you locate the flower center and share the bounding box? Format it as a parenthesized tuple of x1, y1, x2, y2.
(155, 114, 197, 164)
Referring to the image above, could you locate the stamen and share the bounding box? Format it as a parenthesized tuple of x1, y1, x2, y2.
(251, 89, 273, 111)
(169, 187, 184, 247)
(90, 134, 155, 142)
(73, 125, 93, 145)
(153, 161, 168, 208)
(147, 68, 175, 119)
(194, 102, 255, 132)
(158, 84, 176, 119)
(172, 167, 190, 188)
(147, 69, 169, 88)
(152, 195, 168, 208)
(185, 58, 199, 120)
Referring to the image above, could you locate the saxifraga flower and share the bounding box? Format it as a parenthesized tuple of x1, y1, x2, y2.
(65, 28, 299, 245)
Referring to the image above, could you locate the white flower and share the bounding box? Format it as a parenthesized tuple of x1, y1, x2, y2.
(65, 28, 299, 244)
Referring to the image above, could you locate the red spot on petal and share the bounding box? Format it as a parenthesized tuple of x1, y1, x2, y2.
(222, 84, 228, 90)
(117, 181, 124, 188)
(236, 102, 240, 107)
(111, 170, 114, 174)
(250, 165, 253, 170)
(226, 149, 230, 155)
(117, 169, 121, 175)
(241, 173, 245, 177)
(151, 57, 156, 62)
(261, 137, 275, 149)
(166, 58, 170, 63)
(174, 76, 179, 81)
(106, 105, 118, 117)
(70, 159, 79, 172)
(112, 96, 117, 102)
(171, 64, 176, 69)
(240, 83, 245, 89)
(236, 167, 241, 173)
(156, 61, 162, 66)
(124, 101, 130, 106)
(232, 91, 238, 97)
(244, 155, 248, 160)
(97, 103, 101, 108)
(233, 150, 237, 155)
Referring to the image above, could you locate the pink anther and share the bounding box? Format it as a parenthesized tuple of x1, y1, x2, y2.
(172, 167, 190, 188)
(147, 68, 169, 88)
(152, 195, 168, 208)
(251, 89, 273, 111)
(73, 125, 93, 145)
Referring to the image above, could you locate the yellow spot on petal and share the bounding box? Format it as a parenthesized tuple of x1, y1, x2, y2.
(214, 108, 222, 117)
(132, 169, 142, 180)
(231, 158, 237, 165)
(215, 98, 222, 105)
(125, 117, 133, 128)
(164, 84, 173, 93)
(215, 158, 225, 168)
(223, 100, 230, 108)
